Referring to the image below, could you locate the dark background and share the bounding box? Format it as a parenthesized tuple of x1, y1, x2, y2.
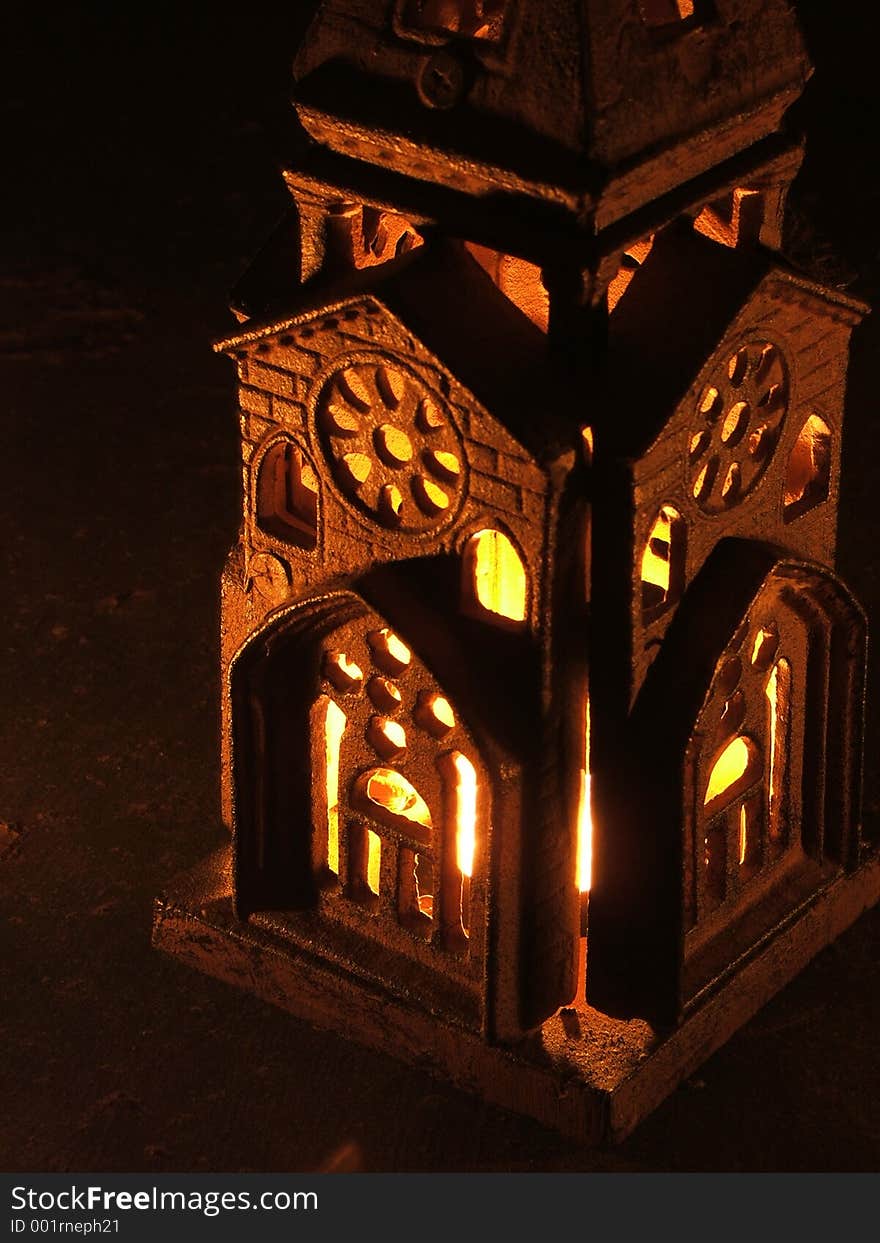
(2, 2, 879, 1171)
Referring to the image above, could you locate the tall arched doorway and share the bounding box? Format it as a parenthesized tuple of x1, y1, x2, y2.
(229, 590, 490, 1004)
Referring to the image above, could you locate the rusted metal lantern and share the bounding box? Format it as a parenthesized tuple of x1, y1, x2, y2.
(154, 0, 880, 1143)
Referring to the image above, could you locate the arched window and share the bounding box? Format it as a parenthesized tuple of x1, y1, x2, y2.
(765, 658, 791, 845)
(640, 505, 686, 620)
(461, 528, 527, 625)
(315, 613, 485, 952)
(702, 734, 763, 908)
(704, 735, 761, 814)
(256, 440, 318, 549)
(784, 415, 832, 523)
(315, 696, 347, 875)
(694, 617, 796, 919)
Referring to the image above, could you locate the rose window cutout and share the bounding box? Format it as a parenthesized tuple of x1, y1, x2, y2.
(318, 361, 464, 533)
(689, 341, 789, 515)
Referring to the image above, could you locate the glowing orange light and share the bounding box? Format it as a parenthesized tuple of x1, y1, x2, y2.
(324, 651, 363, 692)
(453, 753, 477, 878)
(368, 628, 412, 673)
(705, 736, 756, 806)
(428, 450, 461, 479)
(366, 676, 402, 712)
(364, 769, 432, 828)
(751, 627, 775, 667)
(430, 696, 455, 730)
(469, 529, 527, 622)
(767, 665, 778, 813)
(415, 477, 450, 513)
(367, 715, 407, 759)
(640, 507, 679, 593)
(366, 830, 381, 895)
(414, 691, 456, 739)
(375, 424, 413, 465)
(323, 699, 347, 874)
(340, 452, 372, 487)
(576, 698, 592, 893)
(765, 660, 790, 835)
(382, 719, 406, 749)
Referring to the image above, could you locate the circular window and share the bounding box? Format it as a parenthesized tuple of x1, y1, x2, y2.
(689, 341, 788, 515)
(317, 359, 464, 534)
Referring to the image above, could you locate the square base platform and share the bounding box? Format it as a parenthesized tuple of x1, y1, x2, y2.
(152, 846, 880, 1145)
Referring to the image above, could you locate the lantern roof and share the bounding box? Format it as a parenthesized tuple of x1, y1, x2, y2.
(293, 1, 810, 234)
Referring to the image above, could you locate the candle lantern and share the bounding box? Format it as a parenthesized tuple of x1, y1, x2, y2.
(154, 0, 880, 1142)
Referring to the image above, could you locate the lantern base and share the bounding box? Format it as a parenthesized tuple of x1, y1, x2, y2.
(153, 845, 880, 1145)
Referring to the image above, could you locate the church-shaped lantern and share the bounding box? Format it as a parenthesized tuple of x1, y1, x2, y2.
(154, 0, 880, 1142)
